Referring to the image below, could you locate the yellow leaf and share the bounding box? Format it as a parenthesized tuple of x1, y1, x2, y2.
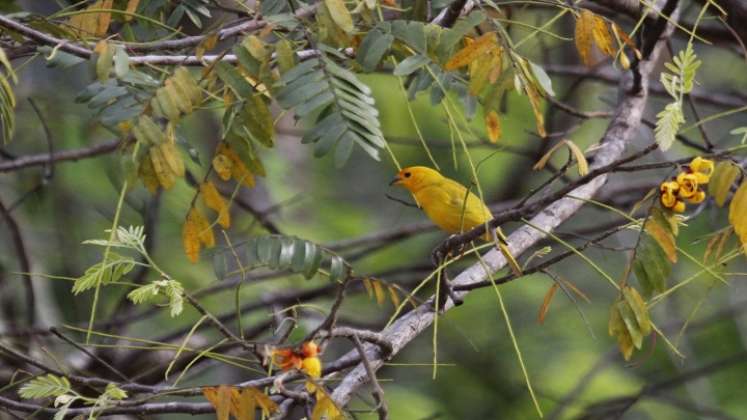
(202, 385, 232, 420)
(212, 153, 233, 181)
(622, 286, 651, 336)
(534, 140, 583, 172)
(564, 139, 588, 176)
(388, 285, 401, 308)
(611, 23, 641, 59)
(247, 388, 278, 417)
(590, 13, 615, 57)
(149, 146, 176, 189)
(159, 137, 185, 177)
(468, 50, 501, 96)
(196, 33, 219, 61)
(645, 207, 677, 263)
(312, 390, 345, 420)
(124, 0, 140, 22)
(234, 387, 277, 419)
(709, 161, 740, 207)
(201, 181, 231, 229)
(729, 180, 747, 252)
(362, 277, 374, 298)
(232, 387, 256, 420)
(68, 0, 113, 38)
(608, 302, 634, 360)
(324, 0, 354, 33)
(137, 154, 159, 194)
(183, 208, 202, 263)
(525, 82, 546, 138)
(218, 143, 256, 188)
(445, 32, 498, 71)
(372, 279, 386, 306)
(95, 40, 112, 81)
(537, 282, 559, 324)
(558, 278, 590, 303)
(485, 110, 501, 143)
(575, 9, 595, 66)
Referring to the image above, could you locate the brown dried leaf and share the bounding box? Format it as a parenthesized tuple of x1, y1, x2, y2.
(538, 282, 559, 324)
(485, 110, 501, 143)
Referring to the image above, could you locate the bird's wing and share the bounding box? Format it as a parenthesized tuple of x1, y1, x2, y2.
(441, 178, 492, 229)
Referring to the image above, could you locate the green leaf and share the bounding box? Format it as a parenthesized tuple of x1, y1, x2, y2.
(634, 236, 672, 297)
(709, 161, 740, 207)
(324, 0, 354, 33)
(328, 255, 346, 282)
(357, 31, 394, 72)
(529, 61, 555, 97)
(393, 54, 430, 76)
(654, 102, 684, 151)
(391, 20, 427, 54)
(215, 61, 253, 98)
(19, 375, 71, 399)
(243, 94, 274, 147)
(303, 242, 323, 279)
(113, 45, 130, 78)
(277, 57, 384, 164)
(73, 252, 135, 294)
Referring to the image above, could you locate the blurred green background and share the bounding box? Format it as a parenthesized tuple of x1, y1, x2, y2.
(1, 4, 747, 420)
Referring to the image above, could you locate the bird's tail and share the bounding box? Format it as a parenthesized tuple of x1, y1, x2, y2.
(492, 227, 523, 277)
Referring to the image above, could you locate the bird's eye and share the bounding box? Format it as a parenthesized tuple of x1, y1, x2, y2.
(404, 172, 411, 178)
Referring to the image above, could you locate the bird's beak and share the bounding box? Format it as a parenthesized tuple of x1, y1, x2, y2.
(389, 176, 400, 186)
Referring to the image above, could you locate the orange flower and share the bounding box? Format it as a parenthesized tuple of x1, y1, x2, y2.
(676, 172, 699, 199)
(271, 341, 322, 376)
(686, 189, 706, 204)
(689, 157, 714, 184)
(660, 181, 679, 209)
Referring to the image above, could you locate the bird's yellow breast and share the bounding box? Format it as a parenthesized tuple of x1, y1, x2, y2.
(413, 179, 492, 236)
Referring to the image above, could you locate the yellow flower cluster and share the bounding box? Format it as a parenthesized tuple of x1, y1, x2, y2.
(660, 157, 714, 213)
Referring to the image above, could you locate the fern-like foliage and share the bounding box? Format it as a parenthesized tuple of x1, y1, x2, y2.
(127, 279, 185, 317)
(18, 374, 71, 399)
(212, 234, 351, 283)
(0, 47, 16, 143)
(275, 54, 385, 167)
(654, 102, 685, 151)
(655, 44, 701, 150)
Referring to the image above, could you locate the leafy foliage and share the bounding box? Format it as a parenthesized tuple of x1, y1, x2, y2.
(634, 208, 678, 297)
(18, 374, 71, 399)
(276, 55, 385, 166)
(709, 161, 741, 207)
(729, 180, 747, 252)
(0, 47, 16, 143)
(127, 279, 185, 317)
(655, 44, 702, 150)
(608, 286, 652, 360)
(202, 385, 278, 420)
(212, 235, 351, 283)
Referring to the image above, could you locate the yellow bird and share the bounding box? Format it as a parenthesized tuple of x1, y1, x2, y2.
(390, 166, 522, 276)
